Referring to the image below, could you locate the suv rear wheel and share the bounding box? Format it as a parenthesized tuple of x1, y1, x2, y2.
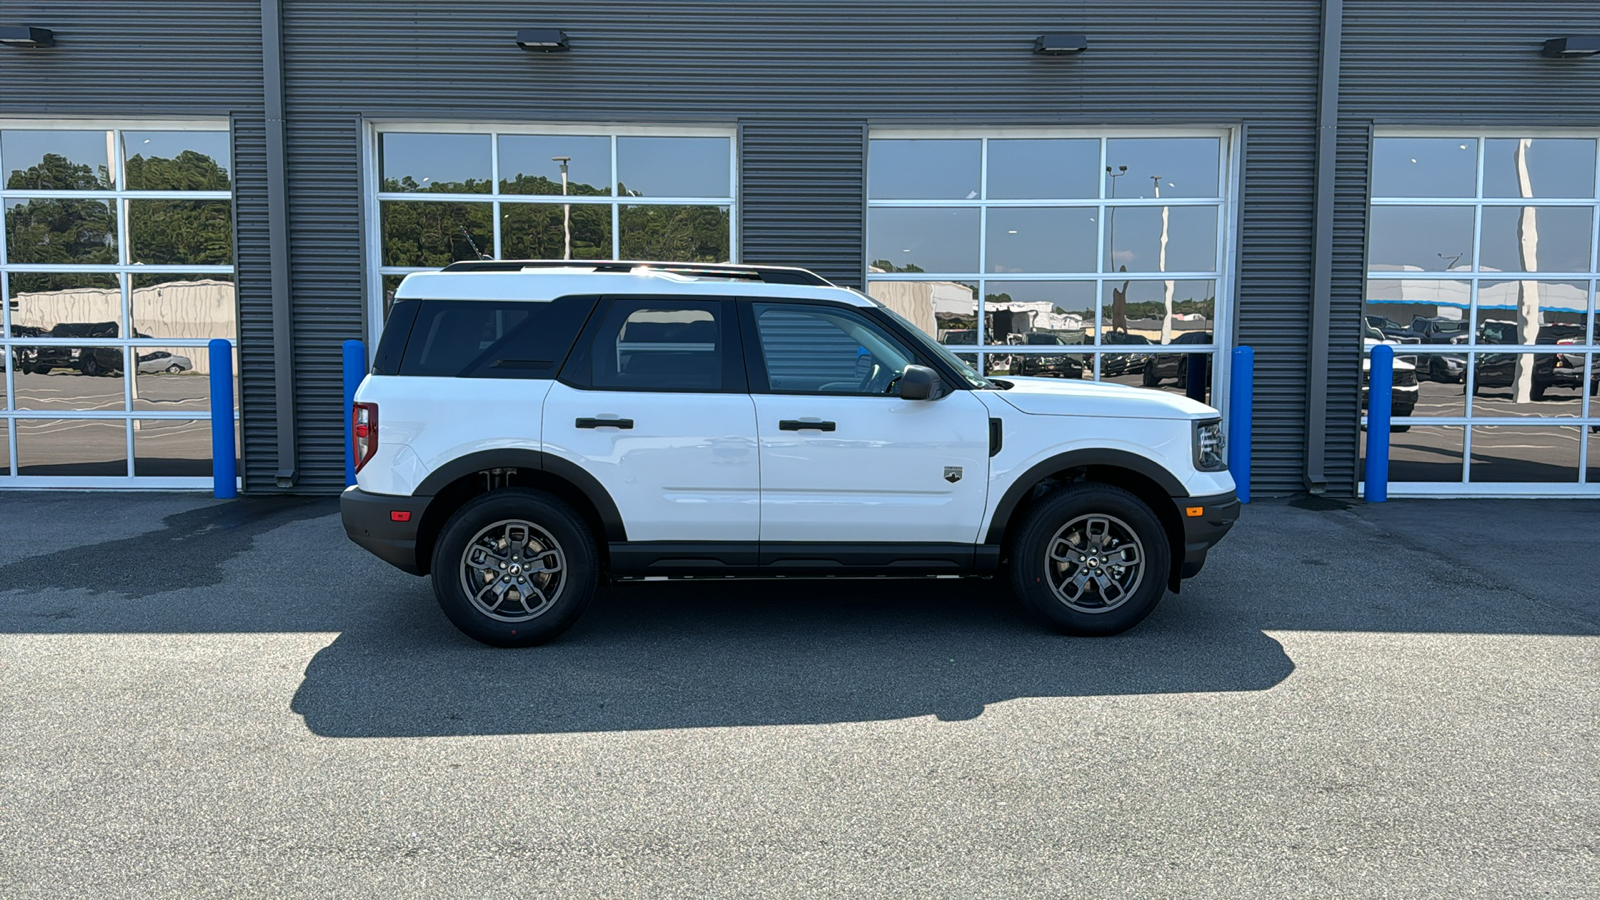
(431, 488, 598, 647)
(1009, 483, 1171, 636)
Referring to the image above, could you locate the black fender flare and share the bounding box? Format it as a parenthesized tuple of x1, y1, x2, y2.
(414, 448, 627, 542)
(984, 448, 1187, 545)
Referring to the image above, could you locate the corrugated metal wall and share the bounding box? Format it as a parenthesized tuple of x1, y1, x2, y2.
(272, 0, 1323, 495)
(1332, 1, 1600, 495)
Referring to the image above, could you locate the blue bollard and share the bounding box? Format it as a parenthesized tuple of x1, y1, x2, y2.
(209, 339, 237, 499)
(1365, 343, 1394, 503)
(1228, 346, 1253, 504)
(343, 339, 367, 486)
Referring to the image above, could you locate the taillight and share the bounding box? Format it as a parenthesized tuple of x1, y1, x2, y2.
(352, 402, 378, 473)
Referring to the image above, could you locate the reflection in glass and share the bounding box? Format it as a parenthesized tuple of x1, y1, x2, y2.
(867, 207, 980, 274)
(1099, 280, 1216, 347)
(133, 348, 211, 413)
(1, 130, 112, 189)
(6, 273, 121, 335)
(1404, 355, 1467, 415)
(1478, 206, 1593, 274)
(1104, 206, 1218, 274)
(127, 199, 233, 266)
(16, 418, 128, 476)
(0, 421, 9, 474)
(868, 279, 977, 344)
(133, 419, 215, 477)
(1363, 279, 1470, 339)
(987, 139, 1099, 200)
(1469, 425, 1579, 483)
(1370, 138, 1477, 198)
(1366, 206, 1474, 272)
(984, 281, 1095, 350)
(13, 347, 127, 406)
(499, 135, 611, 196)
(1483, 138, 1597, 199)
(381, 200, 493, 267)
(502, 202, 612, 260)
(1370, 425, 1464, 483)
(1589, 419, 1600, 486)
(5, 197, 116, 265)
(1473, 279, 1590, 407)
(1103, 138, 1221, 199)
(379, 133, 492, 193)
(122, 131, 231, 190)
(616, 137, 731, 199)
(618, 205, 730, 262)
(867, 140, 981, 200)
(985, 207, 1096, 273)
(382, 274, 405, 319)
(1103, 350, 1213, 402)
(130, 274, 236, 341)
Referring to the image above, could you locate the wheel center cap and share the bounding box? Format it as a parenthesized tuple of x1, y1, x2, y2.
(510, 565, 521, 574)
(1088, 558, 1099, 567)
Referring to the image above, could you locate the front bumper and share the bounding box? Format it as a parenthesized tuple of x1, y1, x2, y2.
(340, 486, 429, 575)
(1175, 490, 1240, 580)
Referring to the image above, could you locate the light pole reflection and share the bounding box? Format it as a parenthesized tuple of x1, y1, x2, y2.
(552, 155, 571, 260)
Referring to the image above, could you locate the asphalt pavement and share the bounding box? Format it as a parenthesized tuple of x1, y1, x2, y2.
(0, 492, 1595, 898)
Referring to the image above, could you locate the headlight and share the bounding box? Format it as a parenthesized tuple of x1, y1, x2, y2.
(1194, 419, 1227, 472)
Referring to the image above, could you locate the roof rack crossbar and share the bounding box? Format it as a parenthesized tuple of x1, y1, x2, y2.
(438, 259, 832, 286)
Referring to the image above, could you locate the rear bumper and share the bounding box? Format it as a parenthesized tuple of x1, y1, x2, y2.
(1175, 490, 1240, 579)
(340, 486, 428, 575)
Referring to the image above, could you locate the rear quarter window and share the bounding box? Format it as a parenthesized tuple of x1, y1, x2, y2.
(388, 297, 597, 378)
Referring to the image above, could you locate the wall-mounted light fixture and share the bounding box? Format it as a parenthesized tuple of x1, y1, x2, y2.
(516, 29, 569, 52)
(1542, 36, 1600, 58)
(0, 26, 55, 48)
(1034, 33, 1087, 55)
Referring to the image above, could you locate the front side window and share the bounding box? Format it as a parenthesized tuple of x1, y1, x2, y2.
(752, 303, 916, 395)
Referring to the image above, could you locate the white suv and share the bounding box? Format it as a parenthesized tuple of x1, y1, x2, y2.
(341, 261, 1238, 646)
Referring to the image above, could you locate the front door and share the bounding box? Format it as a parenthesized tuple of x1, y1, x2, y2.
(542, 297, 758, 543)
(742, 301, 992, 546)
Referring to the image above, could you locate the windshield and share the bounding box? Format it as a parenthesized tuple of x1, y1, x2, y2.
(866, 298, 994, 389)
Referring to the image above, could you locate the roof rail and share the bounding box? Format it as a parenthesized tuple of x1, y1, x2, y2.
(438, 259, 833, 287)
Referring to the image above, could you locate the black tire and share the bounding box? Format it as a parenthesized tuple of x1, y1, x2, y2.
(430, 488, 598, 647)
(1530, 383, 1546, 401)
(1008, 483, 1171, 636)
(166, 363, 183, 374)
(1141, 363, 1159, 387)
(1390, 424, 1411, 433)
(81, 357, 102, 377)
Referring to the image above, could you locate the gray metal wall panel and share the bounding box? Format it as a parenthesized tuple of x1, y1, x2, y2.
(740, 120, 866, 288)
(232, 114, 275, 492)
(278, 0, 1323, 495)
(1327, 121, 1373, 493)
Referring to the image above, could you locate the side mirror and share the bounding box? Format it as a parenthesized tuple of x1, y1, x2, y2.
(898, 364, 942, 401)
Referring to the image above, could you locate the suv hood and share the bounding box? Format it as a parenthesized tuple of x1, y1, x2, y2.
(988, 376, 1218, 419)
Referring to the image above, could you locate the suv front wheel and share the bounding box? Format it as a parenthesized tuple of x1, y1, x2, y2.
(1009, 483, 1171, 636)
(431, 488, 598, 647)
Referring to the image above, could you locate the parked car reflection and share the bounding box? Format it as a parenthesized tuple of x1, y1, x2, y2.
(1472, 321, 1598, 400)
(1009, 331, 1086, 379)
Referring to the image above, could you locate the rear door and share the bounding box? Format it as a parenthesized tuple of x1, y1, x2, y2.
(543, 297, 759, 543)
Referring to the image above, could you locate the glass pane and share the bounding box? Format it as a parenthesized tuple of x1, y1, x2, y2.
(133, 348, 210, 413)
(867, 279, 977, 346)
(618, 204, 729, 262)
(122, 131, 231, 191)
(1478, 206, 1593, 274)
(6, 273, 121, 335)
(1363, 279, 1470, 343)
(1474, 280, 1590, 341)
(753, 304, 916, 394)
(1103, 138, 1221, 199)
(501, 201, 613, 260)
(16, 418, 127, 476)
(1104, 205, 1218, 274)
(868, 208, 980, 274)
(986, 349, 1089, 380)
(1099, 279, 1215, 346)
(1, 130, 113, 189)
(982, 281, 1095, 348)
(130, 274, 236, 341)
(378, 133, 491, 193)
(593, 302, 724, 391)
(14, 346, 126, 407)
(1103, 351, 1213, 401)
(498, 135, 611, 196)
(986, 207, 1096, 273)
(1469, 289, 1589, 415)
(1407, 352, 1467, 415)
(1370, 425, 1464, 483)
(1470, 425, 1580, 483)
(1483, 139, 1598, 199)
(1589, 416, 1600, 486)
(127, 199, 233, 266)
(615, 137, 731, 199)
(1365, 343, 1422, 424)
(133, 419, 217, 477)
(0, 421, 9, 474)
(986, 139, 1099, 200)
(1370, 138, 1477, 199)
(1367, 206, 1474, 273)
(868, 139, 981, 200)
(380, 200, 493, 267)
(4, 198, 117, 265)
(382, 274, 405, 320)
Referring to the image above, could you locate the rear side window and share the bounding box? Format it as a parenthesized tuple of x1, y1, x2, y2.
(394, 297, 596, 378)
(586, 300, 732, 391)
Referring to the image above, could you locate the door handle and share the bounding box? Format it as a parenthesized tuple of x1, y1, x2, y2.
(779, 419, 836, 432)
(576, 417, 634, 429)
